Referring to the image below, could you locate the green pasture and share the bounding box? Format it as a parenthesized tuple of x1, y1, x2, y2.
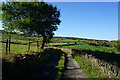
(2, 43, 37, 57)
(46, 43, 68, 46)
(1, 33, 119, 56)
(1, 34, 42, 42)
(50, 39, 78, 43)
(61, 44, 116, 51)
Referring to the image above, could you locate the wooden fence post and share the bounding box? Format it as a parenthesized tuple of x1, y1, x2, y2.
(6, 39, 8, 55)
(9, 36, 11, 53)
(37, 41, 39, 51)
(28, 39, 30, 51)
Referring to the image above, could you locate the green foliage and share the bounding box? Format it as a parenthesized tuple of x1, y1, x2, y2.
(115, 41, 120, 51)
(2, 2, 61, 49)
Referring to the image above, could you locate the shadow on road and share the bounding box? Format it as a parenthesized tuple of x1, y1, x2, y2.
(2, 48, 66, 80)
(32, 48, 65, 80)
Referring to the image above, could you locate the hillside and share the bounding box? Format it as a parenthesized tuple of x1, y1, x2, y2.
(1, 33, 120, 79)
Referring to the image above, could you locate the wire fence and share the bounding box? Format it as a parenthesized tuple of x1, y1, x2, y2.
(1, 34, 42, 55)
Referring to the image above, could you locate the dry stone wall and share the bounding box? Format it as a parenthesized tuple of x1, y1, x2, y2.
(61, 48, 120, 78)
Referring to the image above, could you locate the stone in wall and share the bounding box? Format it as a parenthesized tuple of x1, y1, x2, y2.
(118, 70, 120, 77)
(112, 66, 119, 76)
(94, 59, 98, 67)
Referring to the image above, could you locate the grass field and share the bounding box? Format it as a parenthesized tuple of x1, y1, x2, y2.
(1, 33, 119, 56)
(2, 43, 37, 58)
(46, 43, 68, 46)
(61, 44, 117, 52)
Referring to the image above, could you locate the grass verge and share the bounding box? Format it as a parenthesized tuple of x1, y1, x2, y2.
(74, 55, 108, 78)
(62, 48, 108, 78)
(56, 53, 65, 80)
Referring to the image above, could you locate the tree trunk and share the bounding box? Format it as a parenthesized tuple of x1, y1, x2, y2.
(6, 39, 8, 55)
(28, 39, 30, 51)
(41, 37, 46, 49)
(9, 36, 11, 53)
(37, 40, 39, 51)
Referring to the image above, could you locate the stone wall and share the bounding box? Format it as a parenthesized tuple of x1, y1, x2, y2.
(83, 53, 120, 78)
(61, 48, 120, 78)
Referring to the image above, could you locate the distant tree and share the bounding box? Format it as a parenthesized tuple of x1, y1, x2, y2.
(75, 42, 77, 44)
(116, 40, 120, 51)
(111, 40, 118, 48)
(2, 2, 61, 49)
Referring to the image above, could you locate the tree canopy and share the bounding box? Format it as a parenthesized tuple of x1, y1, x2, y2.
(2, 2, 61, 49)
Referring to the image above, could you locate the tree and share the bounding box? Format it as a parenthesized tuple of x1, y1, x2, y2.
(116, 40, 120, 51)
(2, 2, 35, 35)
(2, 2, 61, 49)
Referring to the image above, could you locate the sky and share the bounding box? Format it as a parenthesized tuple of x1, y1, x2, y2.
(0, 2, 118, 41)
(51, 2, 118, 41)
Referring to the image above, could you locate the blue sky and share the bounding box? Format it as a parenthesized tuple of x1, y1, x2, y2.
(0, 2, 118, 40)
(51, 2, 118, 40)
